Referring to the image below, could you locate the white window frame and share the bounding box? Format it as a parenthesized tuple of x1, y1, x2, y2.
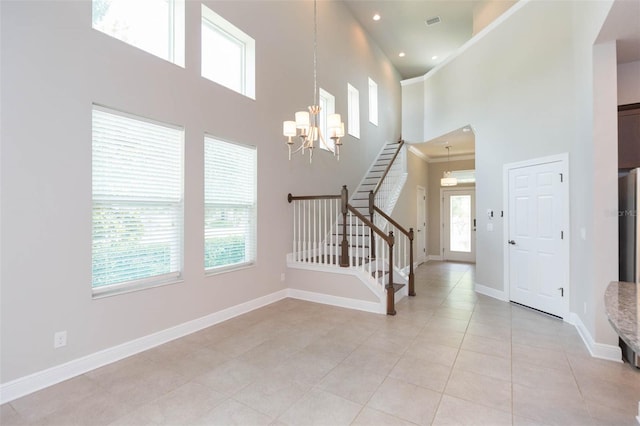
(201, 5, 256, 99)
(318, 88, 336, 152)
(368, 77, 378, 126)
(347, 83, 360, 139)
(204, 136, 257, 274)
(91, 105, 184, 298)
(92, 0, 185, 67)
(449, 169, 476, 184)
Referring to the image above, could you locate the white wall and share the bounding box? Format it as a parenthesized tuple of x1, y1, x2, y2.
(618, 60, 640, 105)
(402, 0, 616, 345)
(591, 40, 620, 348)
(0, 0, 401, 384)
(392, 150, 429, 238)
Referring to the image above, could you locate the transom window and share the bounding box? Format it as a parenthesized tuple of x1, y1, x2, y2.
(347, 83, 360, 139)
(204, 136, 257, 272)
(92, 106, 184, 296)
(92, 0, 185, 67)
(319, 88, 336, 152)
(201, 5, 256, 99)
(368, 77, 378, 126)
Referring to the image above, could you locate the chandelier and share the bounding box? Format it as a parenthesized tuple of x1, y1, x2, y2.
(440, 146, 458, 186)
(282, 0, 345, 163)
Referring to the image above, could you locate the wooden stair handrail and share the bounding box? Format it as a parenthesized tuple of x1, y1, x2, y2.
(346, 204, 393, 246)
(373, 204, 415, 297)
(288, 177, 414, 314)
(346, 204, 396, 315)
(372, 139, 405, 198)
(372, 205, 411, 238)
(288, 193, 341, 202)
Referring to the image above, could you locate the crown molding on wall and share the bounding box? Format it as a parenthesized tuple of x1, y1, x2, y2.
(427, 154, 475, 163)
(407, 145, 475, 164)
(408, 145, 429, 161)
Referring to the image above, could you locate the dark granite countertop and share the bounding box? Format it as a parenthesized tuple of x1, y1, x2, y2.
(604, 281, 639, 354)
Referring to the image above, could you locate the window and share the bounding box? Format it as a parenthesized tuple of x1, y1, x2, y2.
(368, 78, 378, 125)
(201, 5, 256, 99)
(92, 106, 184, 296)
(318, 88, 335, 152)
(347, 83, 360, 139)
(92, 0, 185, 67)
(449, 169, 476, 184)
(204, 137, 257, 272)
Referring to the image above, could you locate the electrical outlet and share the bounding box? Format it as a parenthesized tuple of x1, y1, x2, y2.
(280, 273, 286, 282)
(54, 331, 67, 348)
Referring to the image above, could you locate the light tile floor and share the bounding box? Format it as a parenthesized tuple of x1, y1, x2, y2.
(2, 262, 640, 425)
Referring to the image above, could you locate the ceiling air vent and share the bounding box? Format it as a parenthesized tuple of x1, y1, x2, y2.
(425, 16, 441, 26)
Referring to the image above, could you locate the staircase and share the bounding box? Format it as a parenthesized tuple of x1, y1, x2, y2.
(287, 140, 414, 315)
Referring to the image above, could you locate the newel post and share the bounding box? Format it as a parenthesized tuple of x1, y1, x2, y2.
(368, 190, 376, 260)
(340, 185, 349, 267)
(386, 231, 396, 315)
(408, 228, 415, 297)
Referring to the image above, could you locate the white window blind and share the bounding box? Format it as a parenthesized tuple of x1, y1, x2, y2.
(92, 106, 184, 294)
(204, 136, 257, 272)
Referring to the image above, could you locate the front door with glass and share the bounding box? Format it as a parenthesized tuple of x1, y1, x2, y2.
(442, 189, 476, 263)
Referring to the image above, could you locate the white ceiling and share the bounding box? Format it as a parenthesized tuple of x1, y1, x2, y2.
(596, 0, 640, 64)
(408, 126, 475, 161)
(344, 0, 640, 80)
(344, 0, 640, 160)
(343, 0, 481, 80)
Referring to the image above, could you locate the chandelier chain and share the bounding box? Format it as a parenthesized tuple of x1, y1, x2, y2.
(313, 0, 318, 107)
(281, 0, 344, 163)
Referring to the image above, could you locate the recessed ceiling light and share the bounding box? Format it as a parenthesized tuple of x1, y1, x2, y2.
(399, 52, 406, 57)
(462, 126, 471, 132)
(432, 55, 438, 60)
(373, 14, 381, 21)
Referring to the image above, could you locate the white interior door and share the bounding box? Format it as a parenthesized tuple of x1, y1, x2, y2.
(507, 158, 568, 317)
(417, 186, 427, 264)
(442, 189, 476, 263)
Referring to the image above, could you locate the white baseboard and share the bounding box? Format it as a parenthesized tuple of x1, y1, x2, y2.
(0, 289, 289, 405)
(474, 282, 508, 301)
(287, 288, 385, 315)
(428, 255, 443, 261)
(567, 312, 622, 362)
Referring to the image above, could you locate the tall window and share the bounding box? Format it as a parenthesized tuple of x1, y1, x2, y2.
(347, 83, 360, 139)
(318, 88, 335, 152)
(204, 137, 257, 272)
(201, 5, 256, 99)
(92, 106, 184, 295)
(368, 77, 378, 126)
(92, 0, 185, 67)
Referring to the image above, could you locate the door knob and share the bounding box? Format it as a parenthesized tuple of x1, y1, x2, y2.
(508, 240, 516, 245)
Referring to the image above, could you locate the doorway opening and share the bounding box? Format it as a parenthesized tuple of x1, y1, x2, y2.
(441, 188, 476, 263)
